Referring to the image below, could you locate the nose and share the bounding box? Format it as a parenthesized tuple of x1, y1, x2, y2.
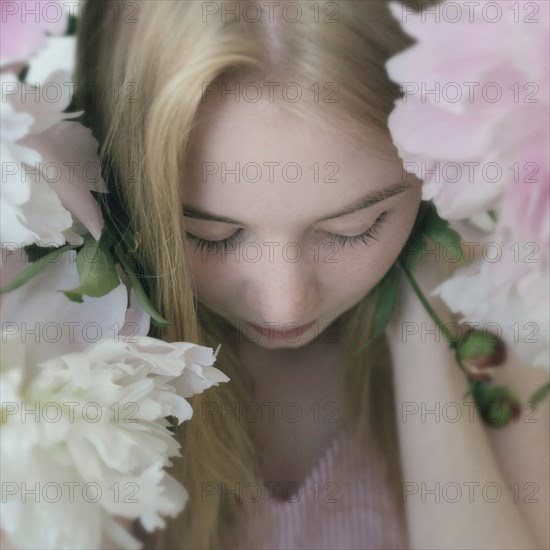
(244, 251, 319, 327)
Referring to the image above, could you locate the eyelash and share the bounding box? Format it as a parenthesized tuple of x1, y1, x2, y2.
(185, 212, 389, 254)
(326, 211, 389, 248)
(185, 228, 246, 255)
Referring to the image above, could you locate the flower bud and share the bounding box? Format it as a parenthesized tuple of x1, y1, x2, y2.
(476, 385, 521, 426)
(487, 394, 521, 426)
(456, 328, 506, 381)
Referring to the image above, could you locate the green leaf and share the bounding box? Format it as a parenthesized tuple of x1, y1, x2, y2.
(401, 234, 427, 273)
(115, 250, 171, 328)
(91, 181, 170, 327)
(62, 233, 120, 302)
(399, 201, 432, 272)
(1, 244, 79, 294)
(400, 201, 466, 270)
(423, 209, 465, 264)
(354, 263, 401, 354)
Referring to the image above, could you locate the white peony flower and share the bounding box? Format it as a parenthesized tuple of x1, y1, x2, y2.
(0, 251, 130, 364)
(0, 333, 230, 549)
(434, 255, 550, 370)
(25, 36, 77, 86)
(1, 72, 72, 247)
(1, 62, 107, 250)
(1, 5, 232, 550)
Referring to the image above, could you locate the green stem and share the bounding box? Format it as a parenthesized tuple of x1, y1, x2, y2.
(529, 381, 550, 404)
(0, 243, 79, 294)
(398, 259, 458, 347)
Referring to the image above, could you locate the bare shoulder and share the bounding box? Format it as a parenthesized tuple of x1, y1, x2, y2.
(484, 347, 550, 550)
(484, 345, 549, 455)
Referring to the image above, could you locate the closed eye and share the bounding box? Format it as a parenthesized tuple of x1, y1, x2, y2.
(185, 211, 389, 255)
(185, 228, 245, 255)
(317, 211, 389, 249)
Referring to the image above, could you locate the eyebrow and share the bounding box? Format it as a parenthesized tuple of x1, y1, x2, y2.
(182, 182, 410, 225)
(317, 182, 410, 221)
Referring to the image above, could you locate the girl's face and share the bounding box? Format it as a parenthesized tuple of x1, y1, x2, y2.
(182, 97, 421, 349)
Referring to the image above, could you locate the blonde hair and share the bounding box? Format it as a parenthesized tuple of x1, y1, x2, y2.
(75, 1, 433, 547)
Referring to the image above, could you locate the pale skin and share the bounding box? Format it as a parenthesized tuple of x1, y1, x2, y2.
(183, 96, 422, 498)
(181, 95, 550, 548)
(387, 252, 550, 549)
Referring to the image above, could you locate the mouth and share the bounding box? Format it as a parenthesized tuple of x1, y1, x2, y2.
(249, 319, 318, 340)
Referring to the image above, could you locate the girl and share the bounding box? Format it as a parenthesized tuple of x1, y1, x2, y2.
(74, 1, 549, 548)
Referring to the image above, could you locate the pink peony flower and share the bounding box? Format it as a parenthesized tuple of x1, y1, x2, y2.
(387, 0, 549, 221)
(500, 169, 550, 265)
(387, 0, 550, 369)
(0, 0, 69, 68)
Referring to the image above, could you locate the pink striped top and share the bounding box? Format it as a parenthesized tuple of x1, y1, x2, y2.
(223, 427, 408, 549)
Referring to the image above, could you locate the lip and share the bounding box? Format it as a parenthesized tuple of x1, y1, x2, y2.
(249, 319, 318, 340)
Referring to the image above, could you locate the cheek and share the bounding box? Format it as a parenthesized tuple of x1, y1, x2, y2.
(187, 256, 243, 310)
(330, 248, 394, 299)
(327, 211, 419, 297)
(187, 257, 222, 299)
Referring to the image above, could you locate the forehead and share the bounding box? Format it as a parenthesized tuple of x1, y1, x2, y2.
(184, 98, 403, 227)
